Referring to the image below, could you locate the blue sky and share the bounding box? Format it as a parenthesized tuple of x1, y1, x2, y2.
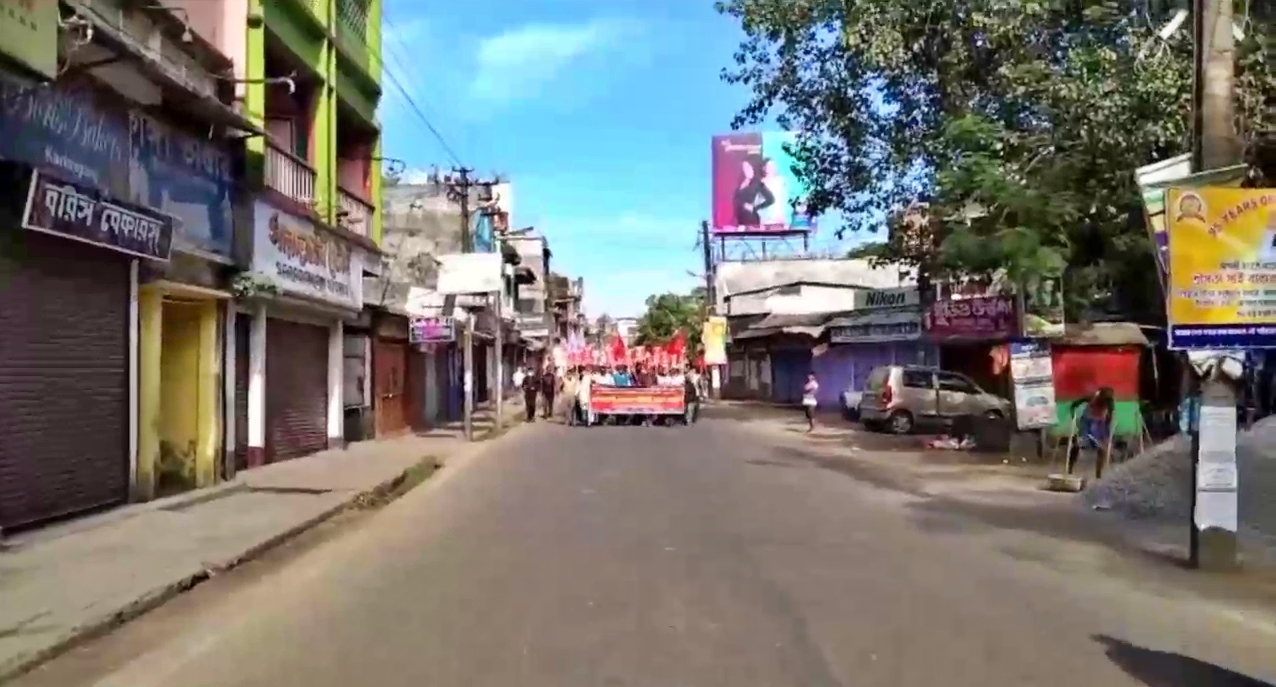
(378, 0, 859, 318)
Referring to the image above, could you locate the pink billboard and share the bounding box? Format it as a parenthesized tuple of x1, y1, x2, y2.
(711, 132, 816, 235)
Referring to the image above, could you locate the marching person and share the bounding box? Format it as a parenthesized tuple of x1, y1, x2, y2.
(540, 365, 559, 420)
(521, 366, 540, 422)
(575, 366, 593, 426)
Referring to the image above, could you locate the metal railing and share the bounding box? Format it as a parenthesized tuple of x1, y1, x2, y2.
(264, 140, 316, 206)
(337, 185, 373, 236)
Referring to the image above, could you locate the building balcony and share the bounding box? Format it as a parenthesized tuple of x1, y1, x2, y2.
(337, 185, 373, 236)
(265, 140, 317, 207)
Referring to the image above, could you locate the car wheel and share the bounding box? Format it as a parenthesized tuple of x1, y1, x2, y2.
(888, 410, 914, 434)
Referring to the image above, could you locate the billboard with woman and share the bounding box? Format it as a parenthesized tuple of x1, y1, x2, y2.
(710, 131, 815, 235)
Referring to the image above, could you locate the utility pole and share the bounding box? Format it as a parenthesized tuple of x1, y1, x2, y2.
(449, 167, 476, 441)
(700, 220, 722, 400)
(1188, 0, 1241, 571)
(700, 220, 715, 308)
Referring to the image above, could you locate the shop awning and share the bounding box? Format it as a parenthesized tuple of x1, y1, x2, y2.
(734, 311, 845, 340)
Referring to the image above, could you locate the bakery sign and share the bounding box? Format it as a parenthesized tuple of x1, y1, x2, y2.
(251, 201, 363, 310)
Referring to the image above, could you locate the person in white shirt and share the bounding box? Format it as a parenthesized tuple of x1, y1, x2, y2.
(512, 365, 526, 391)
(802, 372, 819, 432)
(575, 367, 593, 426)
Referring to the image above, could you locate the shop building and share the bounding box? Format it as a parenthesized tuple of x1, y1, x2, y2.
(923, 294, 1019, 395)
(0, 0, 256, 525)
(236, 202, 368, 466)
(817, 287, 938, 407)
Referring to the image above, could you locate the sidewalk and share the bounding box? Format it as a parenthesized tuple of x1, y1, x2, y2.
(0, 402, 524, 682)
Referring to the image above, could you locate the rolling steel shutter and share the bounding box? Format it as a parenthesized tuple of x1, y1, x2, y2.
(0, 232, 129, 529)
(266, 318, 328, 461)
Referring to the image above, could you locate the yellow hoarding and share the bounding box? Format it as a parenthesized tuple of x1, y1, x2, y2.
(702, 316, 727, 365)
(1167, 187, 1276, 348)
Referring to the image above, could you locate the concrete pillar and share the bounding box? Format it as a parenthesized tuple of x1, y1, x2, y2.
(328, 319, 345, 448)
(222, 306, 237, 479)
(246, 304, 267, 467)
(135, 286, 163, 501)
(194, 299, 220, 488)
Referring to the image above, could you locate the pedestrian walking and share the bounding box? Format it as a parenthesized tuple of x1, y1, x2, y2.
(522, 368, 539, 422)
(683, 368, 700, 424)
(802, 372, 819, 432)
(512, 364, 526, 392)
(540, 366, 558, 420)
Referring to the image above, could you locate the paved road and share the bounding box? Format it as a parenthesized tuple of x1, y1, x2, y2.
(12, 415, 1276, 687)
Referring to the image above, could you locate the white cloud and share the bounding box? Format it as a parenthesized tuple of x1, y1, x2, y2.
(469, 19, 640, 103)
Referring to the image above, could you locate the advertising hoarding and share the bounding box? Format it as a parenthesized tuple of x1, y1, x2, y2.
(711, 131, 815, 235)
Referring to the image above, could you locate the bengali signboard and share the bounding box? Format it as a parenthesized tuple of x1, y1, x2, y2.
(1008, 341, 1057, 430)
(1167, 187, 1276, 349)
(409, 316, 455, 344)
(924, 296, 1017, 340)
(0, 74, 130, 198)
(251, 201, 363, 310)
(21, 169, 173, 261)
(589, 386, 685, 415)
(128, 112, 234, 256)
(828, 308, 922, 344)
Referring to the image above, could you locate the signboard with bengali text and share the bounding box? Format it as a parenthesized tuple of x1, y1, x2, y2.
(1167, 187, 1276, 349)
(589, 386, 685, 415)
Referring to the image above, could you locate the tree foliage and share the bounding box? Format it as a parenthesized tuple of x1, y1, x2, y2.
(634, 290, 706, 352)
(718, 0, 1274, 322)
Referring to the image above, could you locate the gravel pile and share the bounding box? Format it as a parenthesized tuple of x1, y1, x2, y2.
(1080, 418, 1276, 545)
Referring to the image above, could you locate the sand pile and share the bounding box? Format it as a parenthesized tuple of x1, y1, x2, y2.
(1080, 417, 1276, 543)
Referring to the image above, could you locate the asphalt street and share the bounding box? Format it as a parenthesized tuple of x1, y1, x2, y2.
(11, 412, 1276, 687)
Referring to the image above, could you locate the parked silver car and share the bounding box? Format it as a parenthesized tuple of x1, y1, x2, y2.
(859, 365, 1012, 434)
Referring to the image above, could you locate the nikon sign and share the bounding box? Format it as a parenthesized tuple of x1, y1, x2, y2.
(854, 287, 919, 310)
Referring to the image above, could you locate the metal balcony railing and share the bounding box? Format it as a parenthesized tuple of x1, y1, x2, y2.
(337, 185, 374, 236)
(264, 140, 316, 207)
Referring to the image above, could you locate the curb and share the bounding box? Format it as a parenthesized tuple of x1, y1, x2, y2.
(0, 455, 440, 685)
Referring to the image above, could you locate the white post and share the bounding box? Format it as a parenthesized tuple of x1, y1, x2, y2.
(710, 364, 721, 400)
(328, 319, 344, 449)
(247, 304, 267, 466)
(494, 293, 504, 430)
(222, 305, 237, 478)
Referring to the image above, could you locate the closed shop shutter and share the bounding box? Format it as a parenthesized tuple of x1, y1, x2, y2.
(266, 318, 328, 461)
(0, 232, 129, 529)
(373, 337, 408, 436)
(233, 316, 251, 471)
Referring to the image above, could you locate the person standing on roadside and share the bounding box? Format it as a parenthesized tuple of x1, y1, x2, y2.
(802, 372, 819, 432)
(521, 366, 539, 422)
(540, 365, 558, 420)
(683, 368, 700, 424)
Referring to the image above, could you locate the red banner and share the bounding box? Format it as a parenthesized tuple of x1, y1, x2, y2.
(590, 385, 685, 414)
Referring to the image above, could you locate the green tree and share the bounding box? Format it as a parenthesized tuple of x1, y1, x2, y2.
(717, 0, 1273, 321)
(634, 291, 705, 353)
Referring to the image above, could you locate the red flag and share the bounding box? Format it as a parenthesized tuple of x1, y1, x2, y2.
(668, 330, 687, 358)
(608, 334, 627, 366)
